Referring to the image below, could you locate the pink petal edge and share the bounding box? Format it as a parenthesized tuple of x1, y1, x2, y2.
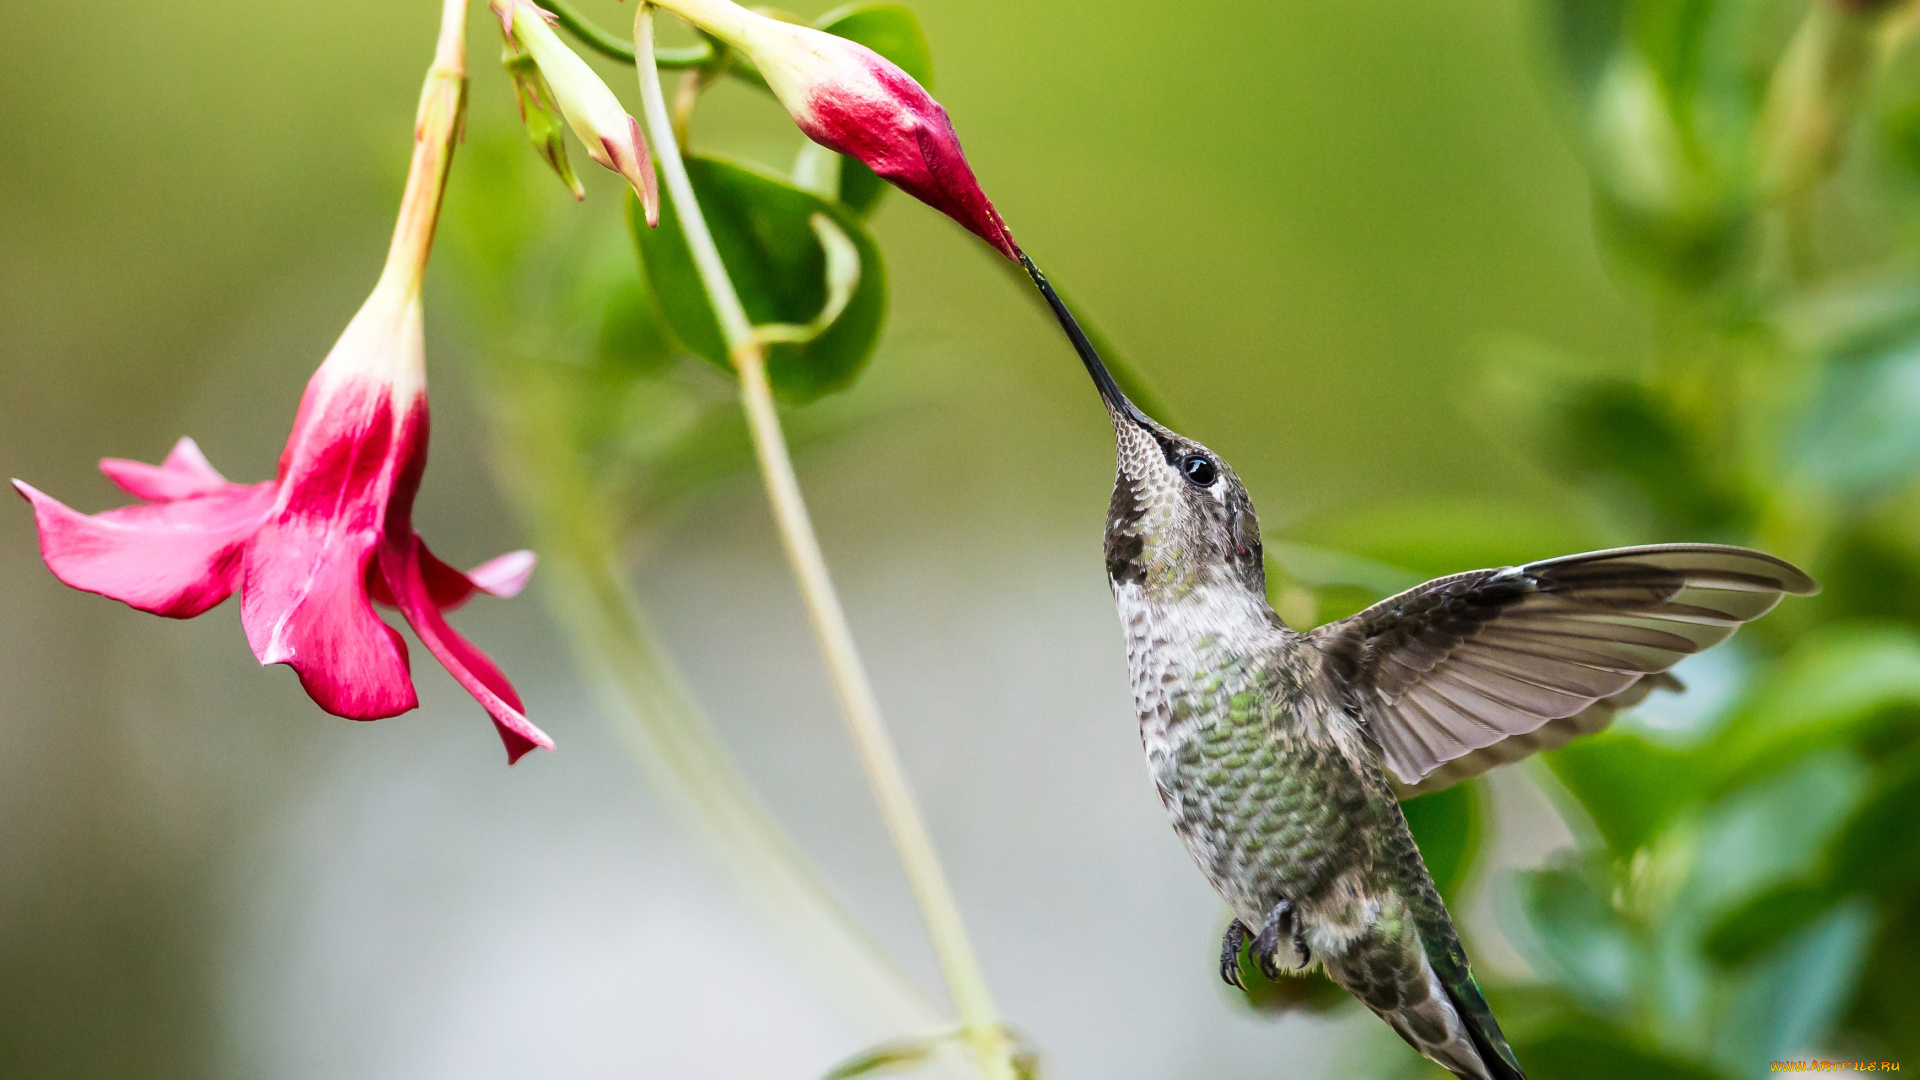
(466, 550, 537, 598)
(384, 534, 553, 764)
(14, 477, 275, 618)
(100, 437, 234, 501)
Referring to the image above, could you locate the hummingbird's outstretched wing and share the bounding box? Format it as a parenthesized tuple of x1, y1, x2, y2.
(1308, 544, 1816, 794)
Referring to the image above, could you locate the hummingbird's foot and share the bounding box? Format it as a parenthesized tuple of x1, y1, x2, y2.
(1253, 897, 1310, 978)
(1219, 920, 1251, 989)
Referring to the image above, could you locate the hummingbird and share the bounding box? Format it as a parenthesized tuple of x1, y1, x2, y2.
(1018, 256, 1816, 1080)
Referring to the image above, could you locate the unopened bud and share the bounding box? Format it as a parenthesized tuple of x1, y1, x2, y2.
(503, 41, 585, 200)
(491, 0, 659, 224)
(652, 0, 1017, 259)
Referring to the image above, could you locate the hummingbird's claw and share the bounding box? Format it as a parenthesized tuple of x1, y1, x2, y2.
(1220, 920, 1251, 989)
(1253, 897, 1306, 978)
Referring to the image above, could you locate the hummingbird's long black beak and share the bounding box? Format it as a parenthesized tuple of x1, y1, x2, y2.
(1018, 251, 1149, 426)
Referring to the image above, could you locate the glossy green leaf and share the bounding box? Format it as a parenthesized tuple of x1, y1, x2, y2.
(1547, 729, 1705, 856)
(1402, 781, 1484, 904)
(631, 155, 888, 404)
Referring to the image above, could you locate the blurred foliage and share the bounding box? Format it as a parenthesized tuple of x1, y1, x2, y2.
(1314, 1, 1920, 1075)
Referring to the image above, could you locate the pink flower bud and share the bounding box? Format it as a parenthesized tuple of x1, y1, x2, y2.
(653, 0, 1017, 259)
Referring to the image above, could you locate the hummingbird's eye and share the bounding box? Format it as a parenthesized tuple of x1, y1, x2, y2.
(1179, 453, 1218, 487)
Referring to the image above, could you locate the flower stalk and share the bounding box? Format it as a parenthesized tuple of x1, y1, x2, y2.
(633, 7, 1018, 1077)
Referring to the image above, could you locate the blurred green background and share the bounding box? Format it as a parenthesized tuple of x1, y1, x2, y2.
(7, 0, 1915, 1077)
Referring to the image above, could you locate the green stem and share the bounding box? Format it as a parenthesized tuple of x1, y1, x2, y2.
(532, 491, 949, 1037)
(634, 7, 1018, 1078)
(544, 0, 709, 66)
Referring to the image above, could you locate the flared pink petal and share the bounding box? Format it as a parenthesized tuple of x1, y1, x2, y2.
(362, 541, 535, 610)
(100, 437, 232, 501)
(14, 478, 275, 618)
(241, 520, 417, 720)
(381, 534, 552, 764)
(463, 550, 536, 599)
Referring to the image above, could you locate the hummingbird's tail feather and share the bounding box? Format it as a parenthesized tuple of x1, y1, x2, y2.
(1317, 872, 1526, 1080)
(1326, 942, 1521, 1080)
(1437, 970, 1527, 1080)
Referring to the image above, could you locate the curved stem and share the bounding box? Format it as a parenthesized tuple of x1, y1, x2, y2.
(634, 8, 1017, 1078)
(544, 0, 709, 66)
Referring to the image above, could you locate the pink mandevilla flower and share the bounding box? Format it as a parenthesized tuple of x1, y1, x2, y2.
(14, 281, 553, 763)
(653, 0, 1019, 260)
(13, 29, 552, 763)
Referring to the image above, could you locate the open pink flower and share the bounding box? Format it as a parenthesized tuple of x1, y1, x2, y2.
(652, 0, 1018, 260)
(13, 15, 553, 764)
(15, 281, 552, 763)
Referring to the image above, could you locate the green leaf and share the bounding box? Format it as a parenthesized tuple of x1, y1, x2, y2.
(631, 155, 888, 404)
(1511, 855, 1637, 1012)
(1700, 878, 1833, 968)
(1709, 624, 1920, 793)
(1546, 376, 1750, 535)
(1547, 729, 1705, 856)
(1511, 1029, 1733, 1080)
(1402, 781, 1485, 904)
(1713, 901, 1875, 1069)
(1823, 743, 1920, 897)
(1798, 342, 1920, 497)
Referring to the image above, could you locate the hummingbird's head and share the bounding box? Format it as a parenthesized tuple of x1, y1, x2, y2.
(1099, 388, 1266, 600)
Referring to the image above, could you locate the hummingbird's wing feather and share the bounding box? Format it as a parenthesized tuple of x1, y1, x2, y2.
(1390, 672, 1681, 797)
(1309, 544, 1815, 791)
